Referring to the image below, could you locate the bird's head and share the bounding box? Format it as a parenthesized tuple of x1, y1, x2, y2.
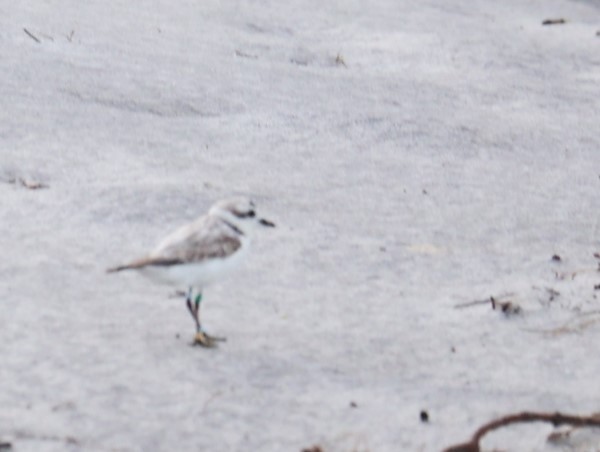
(209, 197, 275, 233)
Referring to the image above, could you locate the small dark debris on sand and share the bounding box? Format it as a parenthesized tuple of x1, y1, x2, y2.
(6, 176, 48, 190)
(301, 446, 323, 452)
(235, 49, 258, 59)
(546, 287, 560, 302)
(420, 410, 430, 423)
(491, 296, 521, 316)
(19, 178, 48, 190)
(542, 18, 566, 25)
(551, 254, 561, 262)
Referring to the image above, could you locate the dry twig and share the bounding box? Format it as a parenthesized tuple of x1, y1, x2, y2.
(542, 18, 566, 26)
(453, 298, 491, 309)
(234, 49, 258, 59)
(18, 178, 48, 190)
(23, 28, 41, 43)
(443, 411, 600, 452)
(554, 267, 599, 280)
(5, 176, 48, 189)
(525, 310, 600, 336)
(454, 295, 521, 315)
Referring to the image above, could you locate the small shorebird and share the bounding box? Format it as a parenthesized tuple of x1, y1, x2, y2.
(107, 197, 275, 347)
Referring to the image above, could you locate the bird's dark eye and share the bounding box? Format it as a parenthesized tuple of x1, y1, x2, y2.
(248, 210, 256, 218)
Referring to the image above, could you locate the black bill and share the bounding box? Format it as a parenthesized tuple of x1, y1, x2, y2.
(259, 218, 276, 227)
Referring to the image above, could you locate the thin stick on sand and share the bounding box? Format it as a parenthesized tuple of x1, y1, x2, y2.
(443, 411, 600, 452)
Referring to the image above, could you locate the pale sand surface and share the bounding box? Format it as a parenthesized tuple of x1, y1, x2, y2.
(1, 1, 600, 450)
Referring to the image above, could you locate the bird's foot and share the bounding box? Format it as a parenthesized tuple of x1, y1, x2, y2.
(192, 331, 227, 348)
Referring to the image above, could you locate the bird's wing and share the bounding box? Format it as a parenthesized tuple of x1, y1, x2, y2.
(107, 216, 242, 272)
(150, 216, 242, 263)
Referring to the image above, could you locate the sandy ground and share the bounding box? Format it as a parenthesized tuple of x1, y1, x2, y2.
(1, 0, 600, 451)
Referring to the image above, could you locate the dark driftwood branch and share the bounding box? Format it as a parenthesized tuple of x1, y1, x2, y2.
(443, 411, 600, 452)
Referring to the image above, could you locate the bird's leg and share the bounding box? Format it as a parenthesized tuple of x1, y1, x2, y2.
(191, 292, 226, 347)
(190, 292, 213, 347)
(185, 287, 201, 333)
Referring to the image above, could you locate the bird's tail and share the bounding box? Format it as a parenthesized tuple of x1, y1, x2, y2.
(106, 264, 133, 273)
(106, 256, 178, 273)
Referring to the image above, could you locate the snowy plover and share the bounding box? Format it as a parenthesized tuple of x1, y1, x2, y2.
(107, 197, 275, 347)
